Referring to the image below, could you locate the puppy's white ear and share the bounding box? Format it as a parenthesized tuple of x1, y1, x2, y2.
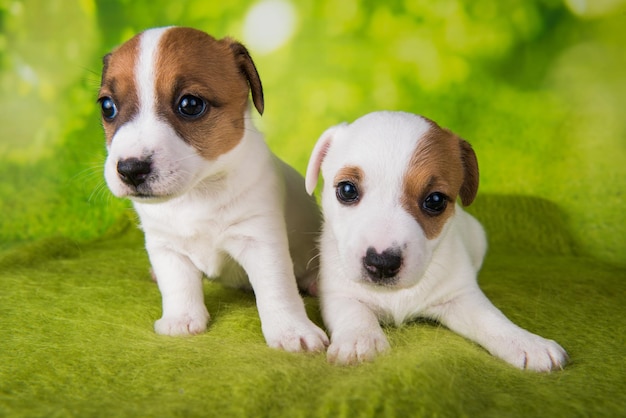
(305, 124, 345, 195)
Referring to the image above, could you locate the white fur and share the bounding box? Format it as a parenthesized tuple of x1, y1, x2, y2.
(104, 28, 328, 352)
(306, 111, 568, 370)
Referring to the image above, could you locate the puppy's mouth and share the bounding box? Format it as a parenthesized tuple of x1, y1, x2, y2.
(117, 178, 160, 199)
(126, 191, 174, 203)
(361, 274, 400, 287)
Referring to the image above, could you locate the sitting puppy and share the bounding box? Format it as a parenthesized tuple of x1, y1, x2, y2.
(305, 111, 568, 370)
(98, 26, 328, 352)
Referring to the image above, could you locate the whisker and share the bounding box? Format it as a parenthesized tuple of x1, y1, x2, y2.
(306, 252, 321, 271)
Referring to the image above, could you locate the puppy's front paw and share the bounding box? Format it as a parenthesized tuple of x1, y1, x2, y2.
(494, 331, 568, 372)
(263, 318, 329, 353)
(154, 309, 210, 336)
(327, 328, 390, 365)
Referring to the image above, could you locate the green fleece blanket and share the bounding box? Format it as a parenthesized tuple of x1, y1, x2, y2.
(1, 1, 625, 417)
(1, 200, 625, 417)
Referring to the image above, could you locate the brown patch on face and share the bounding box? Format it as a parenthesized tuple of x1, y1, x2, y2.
(98, 34, 141, 145)
(401, 120, 479, 239)
(155, 27, 264, 160)
(333, 166, 364, 188)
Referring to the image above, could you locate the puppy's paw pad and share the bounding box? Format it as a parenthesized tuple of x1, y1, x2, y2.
(327, 330, 390, 365)
(265, 321, 329, 353)
(154, 312, 210, 336)
(498, 333, 568, 372)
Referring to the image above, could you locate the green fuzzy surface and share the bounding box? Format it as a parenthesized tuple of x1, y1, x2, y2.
(2, 1, 626, 416)
(1, 197, 625, 418)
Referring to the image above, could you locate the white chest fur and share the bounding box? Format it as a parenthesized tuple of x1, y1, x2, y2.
(134, 130, 281, 284)
(136, 193, 234, 279)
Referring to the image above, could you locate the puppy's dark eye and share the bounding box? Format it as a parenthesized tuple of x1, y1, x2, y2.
(422, 192, 447, 215)
(336, 181, 359, 205)
(100, 97, 117, 120)
(177, 95, 206, 118)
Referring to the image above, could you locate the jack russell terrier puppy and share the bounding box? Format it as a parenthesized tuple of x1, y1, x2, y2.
(98, 26, 328, 352)
(305, 111, 568, 371)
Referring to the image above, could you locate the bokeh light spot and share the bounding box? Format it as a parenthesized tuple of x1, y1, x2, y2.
(243, 0, 297, 54)
(565, 0, 626, 17)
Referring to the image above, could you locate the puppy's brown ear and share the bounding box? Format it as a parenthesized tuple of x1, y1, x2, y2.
(229, 41, 264, 115)
(100, 53, 111, 86)
(305, 124, 346, 195)
(459, 139, 479, 206)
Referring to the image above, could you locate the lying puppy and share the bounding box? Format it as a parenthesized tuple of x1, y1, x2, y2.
(305, 111, 568, 370)
(98, 26, 328, 352)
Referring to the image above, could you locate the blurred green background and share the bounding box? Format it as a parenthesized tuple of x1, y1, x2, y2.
(0, 0, 624, 265)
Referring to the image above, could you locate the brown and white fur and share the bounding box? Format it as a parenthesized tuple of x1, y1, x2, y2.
(305, 111, 568, 370)
(98, 26, 328, 352)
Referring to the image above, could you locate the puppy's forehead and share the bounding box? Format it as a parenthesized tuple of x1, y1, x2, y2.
(326, 112, 432, 175)
(104, 26, 248, 109)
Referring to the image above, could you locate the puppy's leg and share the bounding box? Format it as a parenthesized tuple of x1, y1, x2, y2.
(430, 288, 568, 371)
(227, 238, 329, 353)
(148, 247, 209, 336)
(323, 296, 390, 365)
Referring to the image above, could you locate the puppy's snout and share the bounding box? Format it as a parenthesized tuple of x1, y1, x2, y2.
(117, 158, 152, 187)
(363, 247, 402, 283)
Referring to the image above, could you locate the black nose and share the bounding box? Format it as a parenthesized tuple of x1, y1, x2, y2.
(117, 158, 152, 187)
(362, 247, 402, 283)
